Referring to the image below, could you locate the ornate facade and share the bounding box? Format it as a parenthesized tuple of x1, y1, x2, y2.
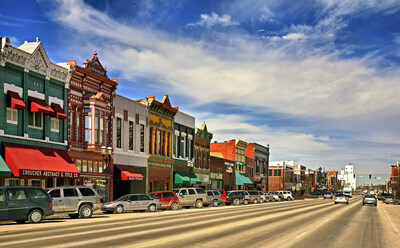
(194, 122, 213, 189)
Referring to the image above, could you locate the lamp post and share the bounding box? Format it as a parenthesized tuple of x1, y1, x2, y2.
(101, 145, 113, 202)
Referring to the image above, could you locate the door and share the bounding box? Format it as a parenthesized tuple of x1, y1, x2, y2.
(62, 188, 79, 212)
(179, 189, 189, 205)
(155, 193, 166, 208)
(48, 189, 64, 212)
(188, 189, 197, 204)
(138, 195, 151, 209)
(6, 188, 30, 220)
(127, 195, 139, 210)
(0, 188, 6, 220)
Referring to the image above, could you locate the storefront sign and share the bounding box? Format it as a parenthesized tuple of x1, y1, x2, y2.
(20, 169, 80, 179)
(202, 174, 210, 183)
(84, 179, 93, 186)
(128, 177, 144, 181)
(210, 173, 223, 180)
(254, 175, 261, 181)
(225, 161, 234, 173)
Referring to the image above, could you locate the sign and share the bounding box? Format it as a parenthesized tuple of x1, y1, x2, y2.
(210, 173, 223, 180)
(20, 169, 80, 179)
(254, 175, 261, 181)
(225, 161, 234, 173)
(84, 179, 93, 186)
(128, 177, 144, 181)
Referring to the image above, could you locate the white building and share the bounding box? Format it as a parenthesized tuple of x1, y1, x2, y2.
(338, 164, 357, 190)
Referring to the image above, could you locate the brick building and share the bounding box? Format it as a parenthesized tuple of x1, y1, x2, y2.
(245, 143, 270, 191)
(193, 122, 213, 189)
(210, 155, 235, 190)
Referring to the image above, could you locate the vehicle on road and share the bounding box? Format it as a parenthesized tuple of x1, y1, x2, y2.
(247, 190, 263, 204)
(384, 196, 394, 204)
(343, 187, 353, 198)
(172, 188, 207, 208)
(47, 186, 101, 219)
(0, 186, 54, 224)
(334, 193, 349, 204)
(264, 192, 275, 202)
(277, 191, 294, 201)
(204, 190, 223, 207)
(225, 190, 250, 205)
(362, 194, 377, 206)
(258, 191, 267, 202)
(102, 194, 161, 213)
(216, 189, 227, 203)
(149, 191, 180, 210)
(394, 197, 400, 205)
(323, 192, 334, 199)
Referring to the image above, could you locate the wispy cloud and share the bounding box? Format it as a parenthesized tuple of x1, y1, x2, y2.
(187, 12, 239, 28)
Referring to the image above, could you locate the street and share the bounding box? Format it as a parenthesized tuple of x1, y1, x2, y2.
(0, 196, 399, 248)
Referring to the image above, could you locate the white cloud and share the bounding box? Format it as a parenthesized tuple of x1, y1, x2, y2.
(188, 12, 239, 28)
(9, 36, 20, 46)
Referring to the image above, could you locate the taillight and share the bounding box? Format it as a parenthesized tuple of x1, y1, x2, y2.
(50, 201, 53, 209)
(98, 198, 101, 203)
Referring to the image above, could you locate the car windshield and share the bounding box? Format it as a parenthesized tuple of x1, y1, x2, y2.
(172, 189, 180, 194)
(116, 195, 131, 201)
(365, 195, 375, 198)
(148, 193, 155, 198)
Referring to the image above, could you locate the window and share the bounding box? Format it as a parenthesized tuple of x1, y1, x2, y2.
(100, 116, 104, 144)
(188, 189, 196, 195)
(274, 170, 281, 177)
(156, 130, 161, 154)
(205, 153, 208, 169)
(63, 188, 78, 197)
(85, 115, 91, 142)
(188, 138, 191, 160)
(27, 188, 47, 199)
(129, 121, 134, 150)
(88, 161, 93, 172)
(194, 150, 198, 168)
(82, 160, 88, 172)
(0, 189, 4, 202)
(195, 188, 206, 194)
(8, 189, 27, 201)
(164, 192, 175, 197)
(207, 191, 213, 196)
(182, 136, 186, 158)
(98, 162, 103, 173)
(179, 189, 188, 195)
(200, 151, 203, 168)
(76, 160, 82, 172)
(116, 117, 122, 148)
(7, 107, 18, 124)
(51, 118, 59, 132)
(76, 113, 81, 142)
(28, 112, 43, 128)
(93, 161, 98, 173)
(29, 179, 41, 187)
(140, 124, 145, 152)
(154, 193, 163, 199)
(160, 131, 164, 155)
(95, 116, 99, 143)
(5, 178, 19, 186)
(79, 187, 95, 196)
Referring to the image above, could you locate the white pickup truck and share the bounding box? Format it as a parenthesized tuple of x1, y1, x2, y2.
(343, 187, 353, 198)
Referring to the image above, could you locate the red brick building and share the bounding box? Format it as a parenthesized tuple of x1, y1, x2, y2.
(63, 51, 118, 201)
(210, 155, 235, 190)
(194, 122, 213, 189)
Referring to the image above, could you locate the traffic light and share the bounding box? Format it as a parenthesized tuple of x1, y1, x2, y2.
(353, 174, 355, 178)
(369, 174, 371, 179)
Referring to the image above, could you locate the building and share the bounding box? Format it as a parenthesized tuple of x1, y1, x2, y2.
(139, 94, 178, 192)
(245, 143, 270, 191)
(211, 139, 251, 190)
(293, 164, 306, 196)
(193, 122, 213, 189)
(210, 155, 235, 190)
(268, 160, 295, 192)
(173, 111, 197, 187)
(59, 51, 118, 201)
(112, 94, 148, 198)
(304, 169, 316, 194)
(0, 37, 79, 187)
(337, 164, 356, 190)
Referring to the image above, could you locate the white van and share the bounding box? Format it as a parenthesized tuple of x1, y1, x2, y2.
(277, 191, 294, 201)
(343, 188, 353, 198)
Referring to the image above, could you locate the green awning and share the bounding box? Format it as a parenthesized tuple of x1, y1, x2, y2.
(0, 155, 11, 177)
(235, 172, 253, 186)
(174, 172, 202, 185)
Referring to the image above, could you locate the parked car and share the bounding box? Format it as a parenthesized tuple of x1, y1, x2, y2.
(394, 197, 400, 205)
(270, 192, 281, 201)
(334, 193, 349, 204)
(204, 190, 223, 207)
(247, 190, 263, 204)
(47, 186, 101, 218)
(0, 186, 54, 224)
(363, 194, 377, 206)
(172, 188, 207, 208)
(102, 194, 161, 213)
(216, 189, 227, 203)
(263, 192, 274, 202)
(225, 190, 250, 205)
(384, 196, 399, 204)
(323, 192, 334, 199)
(276, 191, 294, 201)
(149, 191, 180, 210)
(258, 191, 267, 202)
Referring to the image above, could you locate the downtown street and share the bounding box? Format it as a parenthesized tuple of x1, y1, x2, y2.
(1, 196, 399, 248)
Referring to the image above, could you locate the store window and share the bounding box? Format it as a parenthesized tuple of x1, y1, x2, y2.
(93, 161, 98, 173)
(82, 160, 88, 172)
(98, 162, 104, 173)
(7, 107, 18, 125)
(29, 179, 41, 187)
(140, 124, 145, 152)
(85, 113, 91, 143)
(116, 117, 122, 148)
(76, 160, 82, 171)
(129, 121, 134, 150)
(28, 112, 43, 129)
(5, 179, 20, 186)
(88, 161, 93, 173)
(51, 118, 59, 132)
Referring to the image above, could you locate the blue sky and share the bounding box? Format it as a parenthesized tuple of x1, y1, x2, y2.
(2, 0, 400, 176)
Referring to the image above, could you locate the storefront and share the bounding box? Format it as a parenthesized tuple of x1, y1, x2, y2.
(235, 172, 253, 190)
(210, 173, 223, 189)
(174, 172, 202, 187)
(195, 173, 211, 189)
(113, 164, 145, 199)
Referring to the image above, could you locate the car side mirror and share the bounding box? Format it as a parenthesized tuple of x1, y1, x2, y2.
(179, 193, 183, 196)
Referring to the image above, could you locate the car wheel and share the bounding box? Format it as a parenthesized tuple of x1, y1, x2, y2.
(79, 204, 93, 218)
(212, 200, 219, 207)
(68, 214, 79, 219)
(115, 205, 124, 214)
(170, 202, 179, 210)
(195, 199, 203, 208)
(226, 202, 231, 206)
(253, 199, 258, 204)
(346, 202, 349, 205)
(148, 204, 156, 212)
(105, 211, 114, 214)
(15, 220, 26, 224)
(334, 202, 337, 204)
(28, 209, 43, 224)
(243, 199, 249, 205)
(233, 199, 240, 206)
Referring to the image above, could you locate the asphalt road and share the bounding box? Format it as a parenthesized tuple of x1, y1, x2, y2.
(0, 196, 399, 248)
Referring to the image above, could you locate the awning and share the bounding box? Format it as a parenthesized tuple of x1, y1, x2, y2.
(7, 91, 26, 109)
(51, 103, 67, 119)
(3, 142, 80, 178)
(114, 164, 144, 181)
(235, 172, 254, 186)
(0, 155, 11, 177)
(29, 97, 55, 115)
(174, 172, 202, 184)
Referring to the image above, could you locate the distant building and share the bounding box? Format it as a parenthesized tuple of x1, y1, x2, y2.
(194, 121, 213, 189)
(269, 160, 295, 191)
(338, 164, 356, 190)
(246, 143, 270, 192)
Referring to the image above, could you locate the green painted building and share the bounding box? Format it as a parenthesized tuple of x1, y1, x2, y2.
(0, 37, 79, 188)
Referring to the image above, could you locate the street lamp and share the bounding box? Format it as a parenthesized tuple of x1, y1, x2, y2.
(101, 145, 113, 202)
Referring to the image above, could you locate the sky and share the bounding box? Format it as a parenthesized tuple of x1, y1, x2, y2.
(1, 0, 400, 176)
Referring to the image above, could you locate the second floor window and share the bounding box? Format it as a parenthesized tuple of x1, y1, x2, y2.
(6, 107, 18, 125)
(51, 118, 59, 132)
(140, 124, 145, 152)
(28, 112, 42, 129)
(85, 115, 91, 142)
(129, 121, 134, 150)
(116, 117, 122, 148)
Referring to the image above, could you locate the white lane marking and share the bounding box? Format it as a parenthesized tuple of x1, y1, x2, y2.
(324, 218, 330, 223)
(296, 232, 307, 239)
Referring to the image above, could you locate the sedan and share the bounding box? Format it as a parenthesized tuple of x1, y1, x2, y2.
(149, 191, 180, 210)
(102, 194, 161, 213)
(323, 192, 334, 199)
(363, 194, 377, 206)
(334, 193, 349, 204)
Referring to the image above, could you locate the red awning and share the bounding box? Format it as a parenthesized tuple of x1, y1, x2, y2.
(7, 91, 26, 109)
(51, 103, 67, 119)
(29, 97, 55, 115)
(4, 142, 80, 179)
(115, 164, 144, 181)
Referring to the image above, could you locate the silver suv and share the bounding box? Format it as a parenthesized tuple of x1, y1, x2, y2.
(47, 186, 102, 218)
(172, 188, 207, 208)
(204, 190, 223, 207)
(247, 190, 263, 204)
